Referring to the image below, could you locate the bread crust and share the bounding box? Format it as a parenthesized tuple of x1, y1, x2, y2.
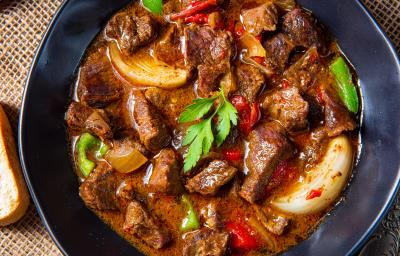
(0, 105, 30, 226)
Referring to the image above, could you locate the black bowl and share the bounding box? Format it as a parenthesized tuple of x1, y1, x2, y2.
(18, 0, 400, 255)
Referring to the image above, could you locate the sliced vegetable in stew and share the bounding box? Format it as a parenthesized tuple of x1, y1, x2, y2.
(65, 0, 361, 255)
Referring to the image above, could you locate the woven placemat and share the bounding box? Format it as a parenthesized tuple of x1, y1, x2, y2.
(0, 0, 399, 255)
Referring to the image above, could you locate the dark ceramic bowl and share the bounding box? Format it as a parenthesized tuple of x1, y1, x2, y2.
(18, 0, 400, 255)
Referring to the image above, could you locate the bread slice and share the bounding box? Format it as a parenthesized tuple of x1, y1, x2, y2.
(0, 105, 30, 226)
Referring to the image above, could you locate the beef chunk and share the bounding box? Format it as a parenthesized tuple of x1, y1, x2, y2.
(79, 162, 118, 210)
(78, 53, 123, 108)
(148, 149, 183, 195)
(283, 47, 323, 92)
(185, 160, 238, 196)
(112, 136, 149, 157)
(145, 87, 196, 125)
(106, 10, 158, 56)
(185, 25, 233, 97)
(239, 122, 294, 203)
(241, 2, 278, 36)
(253, 207, 289, 236)
(236, 63, 265, 102)
(264, 33, 296, 72)
(262, 87, 309, 131)
(320, 86, 356, 137)
(66, 102, 112, 139)
(282, 8, 325, 50)
(298, 128, 328, 166)
(154, 25, 185, 68)
(134, 92, 171, 152)
(182, 228, 230, 256)
(200, 201, 222, 229)
(123, 200, 171, 249)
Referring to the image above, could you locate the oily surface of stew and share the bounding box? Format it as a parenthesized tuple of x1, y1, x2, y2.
(65, 0, 361, 255)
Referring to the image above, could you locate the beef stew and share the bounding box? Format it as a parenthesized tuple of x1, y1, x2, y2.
(66, 0, 361, 255)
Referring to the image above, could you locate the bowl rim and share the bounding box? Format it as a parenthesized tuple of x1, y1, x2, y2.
(17, 0, 400, 255)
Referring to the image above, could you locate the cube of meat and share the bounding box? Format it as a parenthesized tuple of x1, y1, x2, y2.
(79, 162, 119, 210)
(66, 102, 112, 140)
(148, 149, 183, 195)
(185, 160, 238, 196)
(262, 87, 309, 131)
(236, 62, 266, 103)
(106, 10, 158, 56)
(264, 33, 296, 72)
(182, 228, 230, 256)
(200, 201, 222, 229)
(185, 25, 233, 97)
(134, 91, 171, 152)
(241, 2, 278, 36)
(239, 122, 294, 203)
(283, 47, 323, 92)
(282, 8, 326, 50)
(320, 86, 356, 137)
(253, 206, 289, 236)
(77, 53, 123, 108)
(123, 200, 171, 249)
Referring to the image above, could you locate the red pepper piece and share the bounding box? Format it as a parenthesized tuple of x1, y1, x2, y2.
(226, 20, 235, 34)
(225, 221, 259, 251)
(234, 23, 245, 38)
(231, 96, 260, 134)
(184, 13, 208, 24)
(306, 188, 323, 200)
(223, 148, 242, 161)
(251, 56, 266, 65)
(255, 35, 262, 42)
(170, 0, 217, 21)
(281, 79, 290, 89)
(231, 95, 250, 113)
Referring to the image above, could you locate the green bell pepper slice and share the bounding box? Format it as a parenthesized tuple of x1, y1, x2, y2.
(329, 57, 359, 113)
(180, 194, 200, 232)
(142, 0, 163, 15)
(77, 133, 109, 177)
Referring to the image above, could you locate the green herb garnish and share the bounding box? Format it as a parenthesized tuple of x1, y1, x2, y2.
(179, 88, 238, 172)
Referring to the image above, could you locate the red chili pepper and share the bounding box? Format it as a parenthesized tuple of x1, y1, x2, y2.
(231, 95, 250, 113)
(234, 23, 245, 38)
(184, 13, 208, 24)
(251, 56, 266, 65)
(225, 221, 259, 251)
(231, 96, 260, 134)
(306, 188, 323, 200)
(266, 161, 298, 194)
(316, 87, 325, 104)
(281, 79, 290, 89)
(223, 148, 242, 161)
(226, 20, 235, 34)
(170, 0, 217, 21)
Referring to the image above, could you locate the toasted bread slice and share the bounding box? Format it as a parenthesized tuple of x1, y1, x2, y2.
(0, 105, 29, 226)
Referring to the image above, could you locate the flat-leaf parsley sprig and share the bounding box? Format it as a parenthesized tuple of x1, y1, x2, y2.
(179, 88, 238, 172)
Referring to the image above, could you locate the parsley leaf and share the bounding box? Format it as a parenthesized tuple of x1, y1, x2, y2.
(215, 100, 238, 147)
(180, 88, 238, 172)
(179, 97, 217, 123)
(183, 118, 214, 172)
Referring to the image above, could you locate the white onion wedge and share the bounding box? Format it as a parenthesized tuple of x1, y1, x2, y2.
(271, 135, 353, 215)
(109, 43, 189, 88)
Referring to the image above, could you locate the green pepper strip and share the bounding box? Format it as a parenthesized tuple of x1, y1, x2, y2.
(180, 194, 200, 232)
(95, 141, 109, 159)
(329, 57, 359, 113)
(142, 0, 163, 15)
(77, 133, 108, 177)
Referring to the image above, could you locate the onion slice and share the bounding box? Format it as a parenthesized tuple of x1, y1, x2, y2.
(271, 135, 353, 215)
(109, 43, 189, 88)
